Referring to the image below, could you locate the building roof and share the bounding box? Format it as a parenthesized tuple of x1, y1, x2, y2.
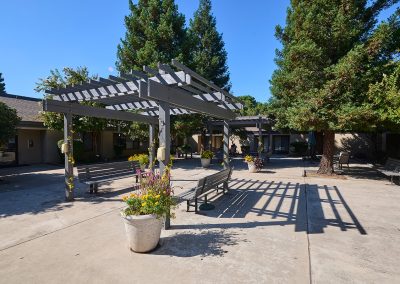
(0, 94, 42, 123)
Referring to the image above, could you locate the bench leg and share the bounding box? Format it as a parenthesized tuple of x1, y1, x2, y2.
(136, 175, 138, 183)
(89, 184, 94, 194)
(94, 183, 98, 193)
(195, 198, 198, 213)
(187, 200, 190, 212)
(204, 195, 208, 204)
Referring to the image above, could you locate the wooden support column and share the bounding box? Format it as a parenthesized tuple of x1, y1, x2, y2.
(149, 124, 155, 169)
(258, 119, 262, 158)
(158, 102, 171, 229)
(64, 112, 74, 201)
(223, 120, 230, 169)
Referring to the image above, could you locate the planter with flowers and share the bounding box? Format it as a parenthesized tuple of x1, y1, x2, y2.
(128, 153, 149, 171)
(200, 150, 214, 168)
(244, 155, 263, 173)
(121, 167, 176, 253)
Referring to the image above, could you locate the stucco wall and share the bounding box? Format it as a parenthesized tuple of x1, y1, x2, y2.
(42, 130, 63, 164)
(17, 129, 43, 164)
(100, 131, 114, 159)
(335, 133, 374, 158)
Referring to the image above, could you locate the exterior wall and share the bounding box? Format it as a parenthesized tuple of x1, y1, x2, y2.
(335, 133, 374, 158)
(42, 130, 63, 164)
(17, 129, 43, 164)
(100, 131, 114, 159)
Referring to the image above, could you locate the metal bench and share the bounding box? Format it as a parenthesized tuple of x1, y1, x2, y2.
(377, 158, 400, 184)
(177, 167, 232, 213)
(77, 161, 143, 193)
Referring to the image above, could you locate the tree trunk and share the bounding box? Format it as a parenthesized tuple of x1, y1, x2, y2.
(317, 130, 335, 174)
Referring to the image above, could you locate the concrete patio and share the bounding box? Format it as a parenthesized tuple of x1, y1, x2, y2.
(0, 157, 399, 283)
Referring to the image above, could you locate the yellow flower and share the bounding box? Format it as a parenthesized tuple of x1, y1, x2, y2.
(155, 194, 160, 199)
(142, 202, 147, 207)
(155, 202, 159, 206)
(122, 196, 128, 201)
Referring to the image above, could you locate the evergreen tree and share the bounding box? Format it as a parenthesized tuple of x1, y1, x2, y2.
(188, 0, 231, 90)
(0, 73, 6, 95)
(36, 67, 107, 156)
(270, 1, 400, 174)
(116, 0, 187, 72)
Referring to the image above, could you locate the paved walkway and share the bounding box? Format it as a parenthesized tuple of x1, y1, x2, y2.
(0, 157, 399, 283)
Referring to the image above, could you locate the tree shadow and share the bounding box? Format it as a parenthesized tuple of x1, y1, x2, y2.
(174, 179, 367, 235)
(152, 230, 242, 257)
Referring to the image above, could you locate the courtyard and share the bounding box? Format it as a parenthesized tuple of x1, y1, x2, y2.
(1, 157, 399, 283)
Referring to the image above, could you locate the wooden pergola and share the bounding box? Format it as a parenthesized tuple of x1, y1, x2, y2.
(42, 60, 242, 227)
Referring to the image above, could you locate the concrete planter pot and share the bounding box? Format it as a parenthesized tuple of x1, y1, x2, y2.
(247, 162, 258, 173)
(201, 158, 211, 168)
(121, 213, 163, 253)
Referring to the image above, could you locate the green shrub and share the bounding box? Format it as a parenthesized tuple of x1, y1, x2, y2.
(290, 141, 308, 156)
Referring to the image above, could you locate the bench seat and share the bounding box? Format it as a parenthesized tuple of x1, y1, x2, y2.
(377, 158, 400, 183)
(77, 161, 144, 193)
(177, 167, 232, 212)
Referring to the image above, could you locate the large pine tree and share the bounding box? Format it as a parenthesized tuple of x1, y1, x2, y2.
(0, 73, 6, 95)
(188, 0, 231, 90)
(270, 0, 400, 174)
(116, 0, 187, 72)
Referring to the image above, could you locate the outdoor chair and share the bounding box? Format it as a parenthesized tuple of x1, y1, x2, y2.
(335, 152, 350, 170)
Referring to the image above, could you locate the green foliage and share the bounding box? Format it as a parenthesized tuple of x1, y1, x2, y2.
(122, 167, 176, 218)
(0, 102, 20, 146)
(368, 62, 400, 131)
(0, 73, 6, 95)
(201, 150, 213, 159)
(128, 153, 150, 166)
(35, 67, 108, 133)
(57, 139, 85, 163)
(116, 0, 188, 71)
(270, 1, 400, 132)
(290, 141, 308, 156)
(237, 95, 269, 116)
(171, 113, 205, 139)
(187, 0, 230, 90)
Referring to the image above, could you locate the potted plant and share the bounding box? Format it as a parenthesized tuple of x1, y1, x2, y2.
(128, 154, 149, 171)
(244, 155, 263, 172)
(121, 167, 176, 253)
(200, 150, 214, 168)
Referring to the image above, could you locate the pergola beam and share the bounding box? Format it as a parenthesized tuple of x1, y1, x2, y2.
(143, 80, 236, 120)
(42, 99, 157, 124)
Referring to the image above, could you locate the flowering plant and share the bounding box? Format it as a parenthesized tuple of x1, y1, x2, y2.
(244, 155, 263, 170)
(244, 155, 254, 163)
(201, 150, 214, 159)
(253, 157, 264, 170)
(128, 153, 149, 167)
(122, 166, 176, 218)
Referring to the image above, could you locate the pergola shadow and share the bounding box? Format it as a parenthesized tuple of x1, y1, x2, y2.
(173, 178, 367, 235)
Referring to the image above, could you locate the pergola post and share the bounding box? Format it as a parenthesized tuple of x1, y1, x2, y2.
(223, 120, 230, 169)
(149, 123, 155, 169)
(158, 101, 171, 229)
(64, 113, 74, 201)
(258, 118, 263, 158)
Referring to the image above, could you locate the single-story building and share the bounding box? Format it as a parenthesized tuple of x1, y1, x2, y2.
(0, 94, 149, 166)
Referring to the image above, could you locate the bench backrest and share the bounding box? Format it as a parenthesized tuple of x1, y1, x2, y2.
(77, 161, 140, 182)
(338, 152, 350, 164)
(384, 158, 400, 171)
(194, 168, 232, 197)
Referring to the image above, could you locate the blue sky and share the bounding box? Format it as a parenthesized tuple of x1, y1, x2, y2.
(0, 1, 398, 102)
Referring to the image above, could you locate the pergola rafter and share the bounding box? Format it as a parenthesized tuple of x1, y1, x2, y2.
(42, 60, 243, 229)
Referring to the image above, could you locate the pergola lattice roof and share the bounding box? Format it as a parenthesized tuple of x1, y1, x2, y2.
(43, 60, 242, 122)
